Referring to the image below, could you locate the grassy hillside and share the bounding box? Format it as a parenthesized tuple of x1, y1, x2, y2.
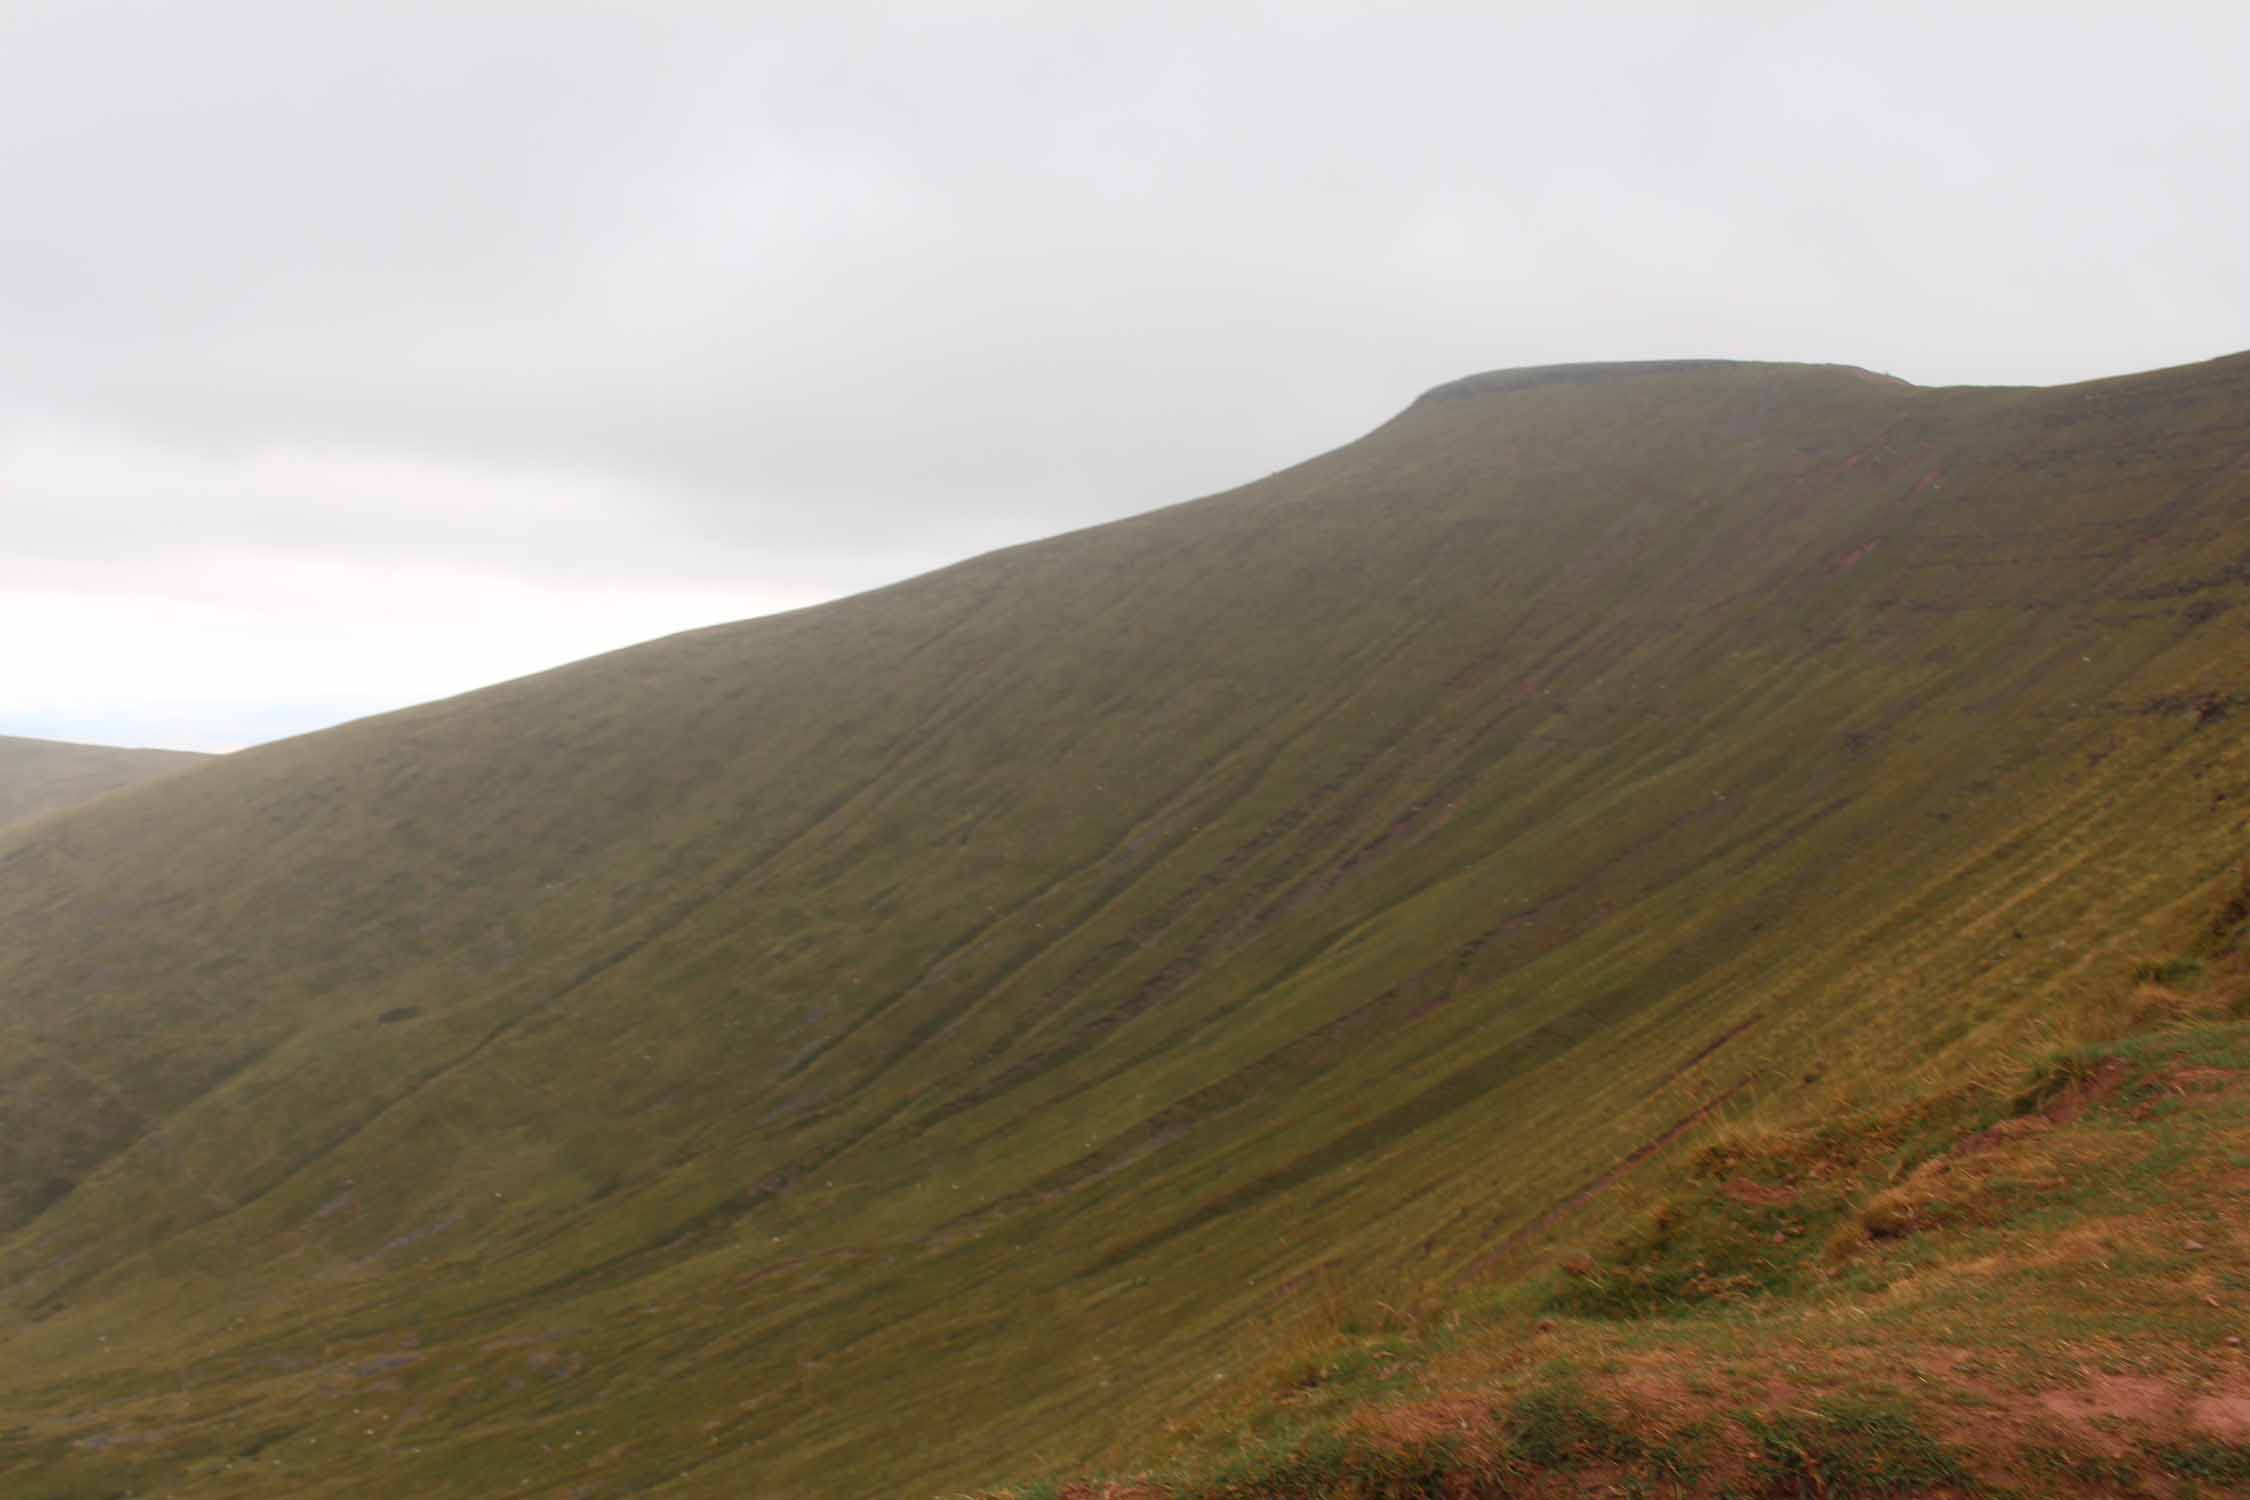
(0, 733, 207, 829)
(0, 354, 2245, 1498)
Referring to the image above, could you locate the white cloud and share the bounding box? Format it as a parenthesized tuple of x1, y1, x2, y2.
(1, 556, 843, 752)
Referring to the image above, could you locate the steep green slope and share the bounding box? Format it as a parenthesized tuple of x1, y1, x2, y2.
(0, 733, 207, 829)
(1, 355, 2246, 1498)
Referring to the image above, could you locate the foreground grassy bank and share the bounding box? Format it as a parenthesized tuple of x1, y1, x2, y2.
(988, 903, 2250, 1498)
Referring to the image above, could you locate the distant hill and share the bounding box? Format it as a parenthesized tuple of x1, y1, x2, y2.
(0, 354, 2244, 1499)
(0, 733, 207, 828)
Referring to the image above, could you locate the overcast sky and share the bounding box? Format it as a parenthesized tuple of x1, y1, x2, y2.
(5, 1, 2245, 751)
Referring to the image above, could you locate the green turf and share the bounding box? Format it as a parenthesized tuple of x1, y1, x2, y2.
(0, 733, 208, 830)
(0, 354, 2246, 1497)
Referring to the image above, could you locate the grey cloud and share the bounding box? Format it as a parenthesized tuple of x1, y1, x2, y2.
(3, 1, 2246, 745)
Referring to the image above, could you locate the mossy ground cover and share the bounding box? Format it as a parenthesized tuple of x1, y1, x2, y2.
(0, 732, 206, 829)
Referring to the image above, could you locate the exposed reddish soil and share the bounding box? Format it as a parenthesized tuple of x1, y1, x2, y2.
(1719, 1176, 1800, 1206)
(2042, 1057, 2129, 1125)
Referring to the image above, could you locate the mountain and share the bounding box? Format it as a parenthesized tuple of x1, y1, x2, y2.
(0, 733, 208, 829)
(1, 354, 2246, 1499)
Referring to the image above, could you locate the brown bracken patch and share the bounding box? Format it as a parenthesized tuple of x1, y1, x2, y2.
(2043, 1058, 2129, 1125)
(2166, 1065, 2241, 1092)
(1345, 1395, 1493, 1451)
(1951, 1115, 2053, 1156)
(1720, 1176, 1799, 1207)
(2190, 1393, 2250, 1440)
(2020, 1374, 2250, 1455)
(2035, 1374, 2175, 1436)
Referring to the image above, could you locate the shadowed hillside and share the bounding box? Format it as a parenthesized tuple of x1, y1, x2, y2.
(1, 354, 2246, 1498)
(0, 734, 207, 829)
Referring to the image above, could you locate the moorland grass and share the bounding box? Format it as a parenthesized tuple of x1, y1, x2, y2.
(0, 355, 2247, 1497)
(0, 732, 207, 829)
